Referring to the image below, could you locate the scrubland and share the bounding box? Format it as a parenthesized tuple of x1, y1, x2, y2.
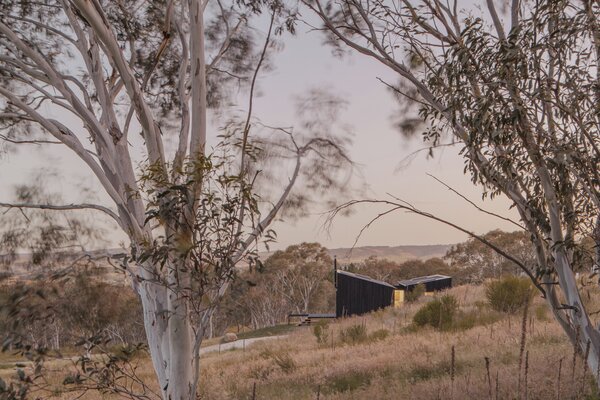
(5, 284, 600, 399)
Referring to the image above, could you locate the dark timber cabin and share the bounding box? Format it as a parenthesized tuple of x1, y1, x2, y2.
(335, 270, 395, 317)
(335, 270, 452, 317)
(396, 275, 452, 293)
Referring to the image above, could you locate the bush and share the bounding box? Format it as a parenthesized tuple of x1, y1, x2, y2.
(486, 276, 534, 313)
(272, 352, 297, 374)
(405, 283, 426, 302)
(339, 323, 368, 345)
(534, 304, 549, 321)
(451, 309, 502, 331)
(369, 328, 390, 341)
(408, 360, 453, 382)
(412, 295, 458, 330)
(259, 349, 297, 374)
(109, 343, 145, 361)
(325, 371, 372, 393)
(312, 320, 330, 345)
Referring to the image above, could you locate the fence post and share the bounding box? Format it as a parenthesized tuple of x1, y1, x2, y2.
(252, 382, 257, 400)
(331, 329, 334, 351)
(316, 384, 321, 400)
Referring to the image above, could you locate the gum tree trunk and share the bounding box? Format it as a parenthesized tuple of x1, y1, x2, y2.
(137, 260, 198, 400)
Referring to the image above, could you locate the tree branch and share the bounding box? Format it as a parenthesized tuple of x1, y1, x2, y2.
(427, 173, 525, 230)
(328, 197, 546, 296)
(0, 202, 123, 229)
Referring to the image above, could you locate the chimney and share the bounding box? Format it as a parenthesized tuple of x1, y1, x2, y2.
(334, 255, 338, 288)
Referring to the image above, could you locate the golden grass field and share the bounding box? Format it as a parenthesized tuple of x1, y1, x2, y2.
(4, 284, 599, 399)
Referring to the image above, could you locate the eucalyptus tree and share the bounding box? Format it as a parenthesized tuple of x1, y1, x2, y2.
(266, 242, 333, 313)
(0, 0, 352, 398)
(445, 230, 537, 283)
(306, 0, 600, 381)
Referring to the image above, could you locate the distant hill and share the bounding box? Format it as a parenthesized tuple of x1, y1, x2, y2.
(259, 244, 452, 265)
(327, 244, 452, 264)
(0, 248, 128, 284)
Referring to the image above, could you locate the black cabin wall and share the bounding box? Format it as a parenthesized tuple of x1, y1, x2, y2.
(335, 272, 394, 317)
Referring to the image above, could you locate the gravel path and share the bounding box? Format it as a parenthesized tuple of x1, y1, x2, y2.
(199, 335, 287, 355)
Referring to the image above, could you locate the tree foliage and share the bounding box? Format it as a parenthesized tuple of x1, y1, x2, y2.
(444, 230, 535, 283)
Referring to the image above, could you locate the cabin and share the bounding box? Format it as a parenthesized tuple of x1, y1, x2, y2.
(335, 269, 452, 317)
(395, 274, 452, 302)
(335, 270, 396, 317)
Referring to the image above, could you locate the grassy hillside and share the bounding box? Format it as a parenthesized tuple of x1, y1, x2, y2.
(3, 284, 597, 399)
(196, 285, 590, 400)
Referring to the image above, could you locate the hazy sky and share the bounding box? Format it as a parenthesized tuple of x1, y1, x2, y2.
(234, 15, 520, 250)
(0, 7, 520, 251)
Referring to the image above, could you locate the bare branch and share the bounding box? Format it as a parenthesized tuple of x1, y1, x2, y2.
(427, 173, 525, 230)
(0, 202, 123, 229)
(485, 0, 506, 40)
(71, 0, 165, 170)
(328, 197, 545, 296)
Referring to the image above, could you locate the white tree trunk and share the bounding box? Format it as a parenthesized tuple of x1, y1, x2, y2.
(166, 302, 195, 399)
(138, 272, 198, 399)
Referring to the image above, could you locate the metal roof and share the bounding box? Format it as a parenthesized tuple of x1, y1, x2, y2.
(396, 274, 451, 287)
(336, 270, 396, 288)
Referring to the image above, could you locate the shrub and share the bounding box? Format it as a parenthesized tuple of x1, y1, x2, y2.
(325, 371, 372, 393)
(534, 304, 549, 321)
(412, 295, 458, 330)
(259, 349, 297, 374)
(369, 328, 390, 341)
(312, 320, 330, 345)
(451, 309, 502, 331)
(110, 343, 145, 361)
(408, 360, 453, 382)
(339, 323, 368, 345)
(405, 283, 426, 302)
(486, 276, 534, 313)
(272, 352, 297, 374)
(248, 363, 274, 380)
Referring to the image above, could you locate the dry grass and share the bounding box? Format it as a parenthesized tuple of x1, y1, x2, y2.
(6, 284, 600, 399)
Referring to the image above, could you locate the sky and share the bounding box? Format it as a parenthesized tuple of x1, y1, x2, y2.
(0, 6, 521, 251)
(233, 15, 521, 250)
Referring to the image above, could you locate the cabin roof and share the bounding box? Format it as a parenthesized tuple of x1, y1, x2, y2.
(396, 274, 451, 287)
(336, 270, 396, 288)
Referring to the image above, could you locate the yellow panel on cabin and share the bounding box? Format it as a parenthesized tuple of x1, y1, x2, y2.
(394, 290, 404, 307)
